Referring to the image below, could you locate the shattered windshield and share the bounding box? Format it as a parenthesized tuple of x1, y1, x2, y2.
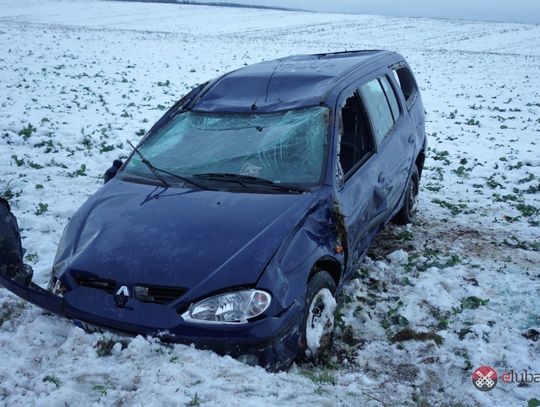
(123, 107, 329, 186)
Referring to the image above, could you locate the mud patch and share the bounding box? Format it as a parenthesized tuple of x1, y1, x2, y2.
(0, 297, 27, 328)
(368, 216, 536, 267)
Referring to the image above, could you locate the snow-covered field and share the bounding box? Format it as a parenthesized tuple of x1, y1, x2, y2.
(1, 0, 539, 405)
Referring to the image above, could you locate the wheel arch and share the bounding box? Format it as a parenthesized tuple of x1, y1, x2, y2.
(415, 136, 427, 178)
(309, 255, 343, 286)
(415, 146, 426, 178)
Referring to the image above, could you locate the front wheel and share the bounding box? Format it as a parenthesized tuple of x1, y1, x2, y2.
(393, 165, 420, 225)
(298, 271, 337, 363)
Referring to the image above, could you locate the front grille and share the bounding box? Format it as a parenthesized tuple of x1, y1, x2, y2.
(73, 273, 185, 305)
(134, 285, 186, 305)
(75, 275, 116, 294)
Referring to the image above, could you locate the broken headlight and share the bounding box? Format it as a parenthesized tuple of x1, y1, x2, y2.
(181, 289, 271, 324)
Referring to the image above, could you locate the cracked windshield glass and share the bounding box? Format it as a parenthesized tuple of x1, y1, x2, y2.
(124, 107, 329, 185)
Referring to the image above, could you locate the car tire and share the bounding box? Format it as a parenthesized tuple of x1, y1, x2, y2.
(298, 271, 337, 363)
(393, 165, 420, 225)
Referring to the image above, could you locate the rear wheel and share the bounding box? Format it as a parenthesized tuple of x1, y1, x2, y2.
(298, 271, 337, 363)
(393, 165, 419, 225)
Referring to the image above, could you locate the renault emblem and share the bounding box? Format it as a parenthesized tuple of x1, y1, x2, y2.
(114, 285, 130, 307)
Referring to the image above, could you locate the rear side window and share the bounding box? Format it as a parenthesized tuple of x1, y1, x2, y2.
(359, 79, 394, 144)
(393, 66, 417, 106)
(379, 76, 400, 121)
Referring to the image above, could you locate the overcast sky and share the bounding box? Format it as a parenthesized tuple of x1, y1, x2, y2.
(216, 0, 540, 24)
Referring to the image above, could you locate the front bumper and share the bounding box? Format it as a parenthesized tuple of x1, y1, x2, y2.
(0, 271, 303, 371)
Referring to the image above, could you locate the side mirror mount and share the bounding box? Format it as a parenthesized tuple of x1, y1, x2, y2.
(104, 159, 123, 184)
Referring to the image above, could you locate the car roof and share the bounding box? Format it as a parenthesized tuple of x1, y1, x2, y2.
(190, 50, 401, 113)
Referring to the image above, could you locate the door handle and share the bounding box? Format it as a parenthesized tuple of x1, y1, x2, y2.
(408, 134, 415, 143)
(378, 172, 385, 183)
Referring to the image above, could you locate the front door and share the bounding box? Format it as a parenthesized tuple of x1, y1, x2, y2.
(335, 87, 385, 272)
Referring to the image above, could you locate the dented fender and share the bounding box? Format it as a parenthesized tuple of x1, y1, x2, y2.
(256, 187, 346, 310)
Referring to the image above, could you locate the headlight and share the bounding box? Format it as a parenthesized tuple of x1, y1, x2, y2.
(181, 289, 271, 324)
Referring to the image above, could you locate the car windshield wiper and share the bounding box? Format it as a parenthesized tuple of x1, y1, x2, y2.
(192, 172, 307, 193)
(127, 140, 170, 188)
(126, 140, 209, 190)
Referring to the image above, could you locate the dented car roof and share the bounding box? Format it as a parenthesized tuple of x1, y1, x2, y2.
(190, 50, 399, 113)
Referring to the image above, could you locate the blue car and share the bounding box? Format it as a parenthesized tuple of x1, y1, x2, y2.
(0, 50, 426, 370)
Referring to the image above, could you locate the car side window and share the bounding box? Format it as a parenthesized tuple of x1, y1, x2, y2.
(392, 66, 418, 106)
(339, 93, 375, 176)
(379, 76, 400, 121)
(359, 79, 394, 145)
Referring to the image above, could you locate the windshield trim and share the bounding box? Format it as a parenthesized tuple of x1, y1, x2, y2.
(187, 103, 329, 116)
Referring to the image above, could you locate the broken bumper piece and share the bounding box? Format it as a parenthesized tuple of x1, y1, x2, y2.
(0, 266, 63, 315)
(0, 269, 303, 371)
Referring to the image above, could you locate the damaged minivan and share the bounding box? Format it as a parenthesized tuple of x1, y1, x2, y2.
(0, 50, 426, 370)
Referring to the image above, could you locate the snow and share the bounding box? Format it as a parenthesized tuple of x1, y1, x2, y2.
(305, 288, 337, 355)
(386, 249, 408, 265)
(1, 0, 539, 405)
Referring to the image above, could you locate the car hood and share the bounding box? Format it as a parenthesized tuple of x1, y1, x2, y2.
(54, 179, 318, 302)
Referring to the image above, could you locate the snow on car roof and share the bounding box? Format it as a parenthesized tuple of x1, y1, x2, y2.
(191, 50, 393, 113)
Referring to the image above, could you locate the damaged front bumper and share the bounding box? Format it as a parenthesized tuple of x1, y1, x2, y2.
(0, 269, 303, 370)
(0, 266, 64, 315)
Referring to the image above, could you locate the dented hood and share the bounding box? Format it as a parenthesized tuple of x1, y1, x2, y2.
(53, 179, 317, 296)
